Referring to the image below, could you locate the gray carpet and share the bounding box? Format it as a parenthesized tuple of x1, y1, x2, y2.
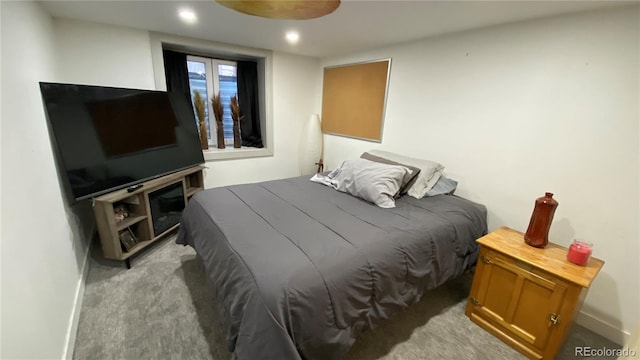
(73, 234, 621, 360)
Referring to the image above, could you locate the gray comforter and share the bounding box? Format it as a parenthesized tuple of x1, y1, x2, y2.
(177, 175, 487, 360)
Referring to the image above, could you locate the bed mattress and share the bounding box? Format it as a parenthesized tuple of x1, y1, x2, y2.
(177, 175, 487, 360)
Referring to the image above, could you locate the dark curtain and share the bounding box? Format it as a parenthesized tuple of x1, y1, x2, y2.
(163, 49, 191, 100)
(237, 61, 263, 148)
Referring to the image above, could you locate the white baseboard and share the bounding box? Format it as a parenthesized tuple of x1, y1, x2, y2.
(576, 310, 631, 346)
(61, 239, 92, 360)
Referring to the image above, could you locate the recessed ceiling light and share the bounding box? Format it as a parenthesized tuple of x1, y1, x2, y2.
(178, 9, 198, 24)
(285, 31, 300, 44)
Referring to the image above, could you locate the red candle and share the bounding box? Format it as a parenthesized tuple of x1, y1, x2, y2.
(567, 239, 592, 266)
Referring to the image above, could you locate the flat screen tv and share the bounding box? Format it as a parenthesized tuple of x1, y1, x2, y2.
(40, 82, 205, 204)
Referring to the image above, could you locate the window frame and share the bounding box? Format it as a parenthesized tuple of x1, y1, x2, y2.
(187, 55, 237, 147)
(150, 32, 273, 161)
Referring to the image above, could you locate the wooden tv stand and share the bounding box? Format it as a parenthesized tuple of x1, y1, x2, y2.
(92, 166, 205, 268)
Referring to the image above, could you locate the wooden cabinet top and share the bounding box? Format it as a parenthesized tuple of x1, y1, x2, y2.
(477, 226, 604, 288)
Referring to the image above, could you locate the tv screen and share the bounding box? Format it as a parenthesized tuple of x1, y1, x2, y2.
(40, 82, 205, 204)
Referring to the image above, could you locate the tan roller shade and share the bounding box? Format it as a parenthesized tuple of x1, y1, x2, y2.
(321, 59, 391, 142)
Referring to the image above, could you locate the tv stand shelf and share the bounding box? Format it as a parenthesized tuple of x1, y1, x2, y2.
(93, 165, 205, 268)
(116, 215, 147, 231)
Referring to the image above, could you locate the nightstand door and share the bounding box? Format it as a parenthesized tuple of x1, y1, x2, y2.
(471, 249, 567, 351)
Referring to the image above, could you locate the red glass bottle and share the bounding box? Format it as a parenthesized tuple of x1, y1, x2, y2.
(524, 192, 559, 248)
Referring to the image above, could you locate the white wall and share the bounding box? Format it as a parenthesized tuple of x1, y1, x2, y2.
(0, 2, 92, 358)
(52, 18, 320, 189)
(319, 5, 639, 344)
(54, 19, 156, 89)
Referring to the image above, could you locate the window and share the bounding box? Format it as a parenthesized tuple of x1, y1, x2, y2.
(187, 55, 237, 146)
(151, 33, 273, 161)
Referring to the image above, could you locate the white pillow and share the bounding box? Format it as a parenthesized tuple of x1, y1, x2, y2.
(366, 150, 444, 199)
(329, 158, 408, 208)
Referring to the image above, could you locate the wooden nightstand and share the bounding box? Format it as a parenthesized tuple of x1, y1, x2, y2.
(465, 226, 604, 360)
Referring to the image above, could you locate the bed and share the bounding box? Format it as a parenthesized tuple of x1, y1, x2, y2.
(177, 174, 487, 360)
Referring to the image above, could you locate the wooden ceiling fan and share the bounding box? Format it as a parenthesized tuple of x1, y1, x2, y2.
(216, 0, 340, 20)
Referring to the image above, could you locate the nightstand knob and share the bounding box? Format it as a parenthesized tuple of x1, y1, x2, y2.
(548, 313, 561, 326)
(481, 256, 493, 265)
(470, 297, 481, 306)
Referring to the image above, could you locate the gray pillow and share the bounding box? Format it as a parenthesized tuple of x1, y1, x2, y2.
(360, 152, 421, 196)
(330, 158, 408, 208)
(365, 150, 444, 199)
(425, 176, 458, 197)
